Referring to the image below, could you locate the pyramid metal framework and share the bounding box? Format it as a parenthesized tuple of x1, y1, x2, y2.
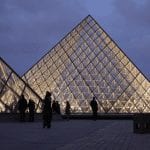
(23, 15, 150, 113)
(0, 57, 42, 113)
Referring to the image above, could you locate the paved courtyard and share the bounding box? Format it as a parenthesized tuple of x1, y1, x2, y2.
(0, 120, 150, 150)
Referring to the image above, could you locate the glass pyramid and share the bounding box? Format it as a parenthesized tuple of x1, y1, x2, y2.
(0, 57, 42, 113)
(23, 15, 150, 113)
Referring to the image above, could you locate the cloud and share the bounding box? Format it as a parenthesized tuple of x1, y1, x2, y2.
(111, 0, 150, 79)
(113, 0, 150, 26)
(0, 0, 149, 79)
(0, 0, 88, 74)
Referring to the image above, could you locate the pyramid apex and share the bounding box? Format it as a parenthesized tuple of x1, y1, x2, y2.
(87, 14, 92, 17)
(83, 15, 96, 23)
(86, 14, 94, 19)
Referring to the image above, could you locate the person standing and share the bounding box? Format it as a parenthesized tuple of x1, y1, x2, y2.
(90, 97, 98, 120)
(18, 94, 27, 122)
(42, 91, 52, 128)
(52, 100, 57, 113)
(28, 99, 35, 122)
(56, 101, 61, 114)
(65, 101, 71, 120)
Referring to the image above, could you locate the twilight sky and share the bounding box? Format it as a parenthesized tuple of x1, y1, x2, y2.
(0, 0, 149, 79)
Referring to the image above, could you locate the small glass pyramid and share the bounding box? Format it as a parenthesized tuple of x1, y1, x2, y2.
(0, 57, 42, 113)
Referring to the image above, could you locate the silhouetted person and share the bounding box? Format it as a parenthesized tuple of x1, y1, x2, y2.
(28, 99, 35, 122)
(65, 101, 71, 120)
(42, 91, 52, 128)
(52, 100, 57, 113)
(18, 94, 27, 122)
(90, 97, 98, 120)
(56, 101, 61, 114)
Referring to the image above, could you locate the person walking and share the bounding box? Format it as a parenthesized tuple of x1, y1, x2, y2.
(90, 97, 98, 120)
(42, 91, 52, 128)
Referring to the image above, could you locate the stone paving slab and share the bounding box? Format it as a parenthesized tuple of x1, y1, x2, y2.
(57, 121, 150, 150)
(0, 120, 149, 150)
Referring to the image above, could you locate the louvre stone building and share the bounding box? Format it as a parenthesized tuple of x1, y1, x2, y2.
(0, 15, 150, 113)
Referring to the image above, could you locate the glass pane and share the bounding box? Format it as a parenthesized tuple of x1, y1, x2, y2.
(1, 85, 19, 112)
(0, 60, 12, 83)
(7, 73, 25, 96)
(23, 87, 42, 112)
